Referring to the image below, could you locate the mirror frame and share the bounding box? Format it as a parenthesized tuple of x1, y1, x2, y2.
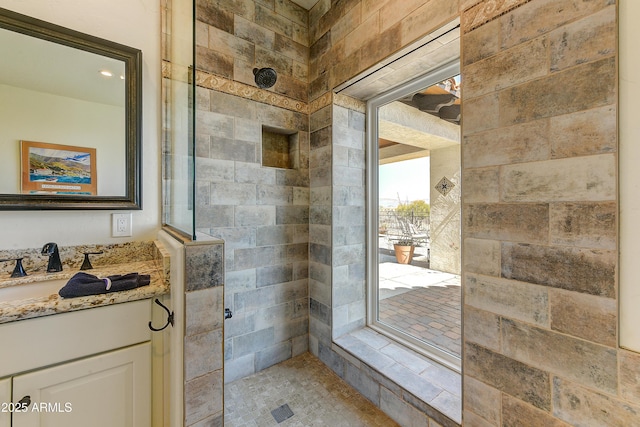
(0, 7, 142, 210)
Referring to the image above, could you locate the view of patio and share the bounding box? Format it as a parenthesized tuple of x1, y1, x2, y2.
(378, 239, 461, 357)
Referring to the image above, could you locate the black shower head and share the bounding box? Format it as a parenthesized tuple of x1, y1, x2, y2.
(253, 67, 277, 89)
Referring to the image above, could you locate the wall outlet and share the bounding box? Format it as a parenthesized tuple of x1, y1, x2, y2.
(112, 212, 132, 237)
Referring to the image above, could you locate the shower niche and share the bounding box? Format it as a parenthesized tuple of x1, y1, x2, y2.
(261, 126, 300, 170)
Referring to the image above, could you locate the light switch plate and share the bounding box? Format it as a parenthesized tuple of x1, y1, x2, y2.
(112, 212, 132, 237)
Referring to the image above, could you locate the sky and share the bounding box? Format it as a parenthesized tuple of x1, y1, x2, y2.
(379, 157, 430, 207)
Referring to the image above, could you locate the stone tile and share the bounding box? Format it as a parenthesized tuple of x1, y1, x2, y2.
(550, 288, 616, 347)
(309, 297, 329, 325)
(208, 25, 255, 65)
(350, 328, 392, 350)
(380, 343, 433, 375)
(224, 353, 398, 426)
(186, 287, 224, 337)
(462, 167, 500, 204)
(381, 363, 443, 404)
(465, 342, 551, 411)
(196, 205, 235, 228)
(274, 32, 309, 65)
(196, 3, 234, 33)
(620, 349, 640, 403)
(419, 364, 461, 397)
(500, 154, 615, 203)
(463, 93, 499, 134)
(185, 329, 223, 381)
(462, 410, 497, 427)
(189, 412, 223, 427)
(502, 318, 618, 393)
(234, 15, 275, 50)
(196, 46, 233, 78)
(550, 105, 617, 159)
(234, 117, 261, 142)
(209, 91, 257, 120)
(502, 394, 569, 427)
(276, 205, 309, 224)
(463, 306, 501, 352)
(463, 376, 501, 426)
(464, 203, 549, 244)
(233, 327, 275, 358)
(224, 353, 255, 384)
(430, 391, 462, 424)
(334, 334, 396, 373)
(462, 18, 500, 66)
(550, 5, 615, 72)
(255, 341, 291, 371)
(463, 238, 501, 277)
(399, 0, 458, 47)
(256, 264, 293, 287)
(255, 3, 294, 39)
(500, 0, 612, 50)
(380, 386, 427, 427)
(210, 182, 256, 205)
(197, 110, 235, 139)
(186, 243, 224, 290)
(463, 119, 549, 168)
(196, 157, 235, 182)
(235, 205, 276, 226)
(210, 136, 257, 163)
(212, 0, 255, 21)
(501, 242, 615, 298)
(235, 161, 277, 185)
(256, 185, 292, 205)
(185, 370, 223, 426)
(499, 57, 616, 126)
(464, 37, 549, 99)
(553, 376, 640, 427)
(466, 273, 549, 327)
(345, 362, 381, 405)
(549, 201, 616, 250)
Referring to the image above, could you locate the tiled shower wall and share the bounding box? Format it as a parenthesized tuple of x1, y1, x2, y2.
(193, 0, 311, 383)
(461, 1, 640, 425)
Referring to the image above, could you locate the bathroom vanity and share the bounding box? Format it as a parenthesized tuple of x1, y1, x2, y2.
(0, 241, 170, 427)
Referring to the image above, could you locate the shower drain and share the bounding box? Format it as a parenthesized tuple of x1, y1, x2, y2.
(271, 403, 294, 423)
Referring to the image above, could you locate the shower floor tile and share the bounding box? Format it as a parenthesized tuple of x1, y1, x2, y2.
(224, 352, 400, 427)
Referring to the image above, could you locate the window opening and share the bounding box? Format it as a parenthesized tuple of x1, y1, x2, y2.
(366, 60, 461, 369)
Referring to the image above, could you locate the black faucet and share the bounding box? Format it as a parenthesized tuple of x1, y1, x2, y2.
(41, 242, 63, 273)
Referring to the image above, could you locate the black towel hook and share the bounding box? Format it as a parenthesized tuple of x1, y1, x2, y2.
(149, 298, 174, 331)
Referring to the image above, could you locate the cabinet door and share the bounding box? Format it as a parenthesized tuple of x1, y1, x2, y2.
(12, 342, 150, 427)
(0, 377, 9, 427)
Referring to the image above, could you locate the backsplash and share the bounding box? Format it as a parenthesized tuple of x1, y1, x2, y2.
(0, 241, 158, 277)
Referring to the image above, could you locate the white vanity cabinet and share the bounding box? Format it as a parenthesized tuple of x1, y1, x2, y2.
(0, 378, 10, 427)
(0, 299, 154, 427)
(11, 343, 150, 427)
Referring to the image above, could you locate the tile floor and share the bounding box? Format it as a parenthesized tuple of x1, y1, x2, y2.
(224, 352, 400, 427)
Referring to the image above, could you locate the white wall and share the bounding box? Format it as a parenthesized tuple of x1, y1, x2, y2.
(0, 85, 125, 195)
(619, 0, 640, 352)
(0, 0, 161, 248)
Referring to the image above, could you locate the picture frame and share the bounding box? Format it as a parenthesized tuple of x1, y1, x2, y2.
(20, 141, 97, 195)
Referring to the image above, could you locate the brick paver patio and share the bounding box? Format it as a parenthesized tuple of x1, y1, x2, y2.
(378, 262, 461, 357)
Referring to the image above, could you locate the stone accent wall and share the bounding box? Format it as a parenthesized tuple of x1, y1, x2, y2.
(183, 241, 225, 426)
(196, 0, 309, 102)
(461, 1, 640, 425)
(192, 0, 311, 383)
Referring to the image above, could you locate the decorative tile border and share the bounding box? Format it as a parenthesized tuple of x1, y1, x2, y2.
(196, 69, 309, 114)
(333, 93, 365, 114)
(462, 0, 532, 33)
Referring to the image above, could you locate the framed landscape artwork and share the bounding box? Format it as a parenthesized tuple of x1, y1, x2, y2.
(21, 141, 97, 195)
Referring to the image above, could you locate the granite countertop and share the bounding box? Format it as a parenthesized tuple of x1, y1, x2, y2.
(0, 241, 170, 324)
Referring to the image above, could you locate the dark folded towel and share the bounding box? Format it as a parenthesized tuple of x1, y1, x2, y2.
(58, 272, 151, 298)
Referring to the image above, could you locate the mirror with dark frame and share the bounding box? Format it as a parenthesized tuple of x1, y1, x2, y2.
(0, 7, 142, 210)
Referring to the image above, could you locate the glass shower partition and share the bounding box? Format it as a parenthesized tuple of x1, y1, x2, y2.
(162, 0, 196, 239)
